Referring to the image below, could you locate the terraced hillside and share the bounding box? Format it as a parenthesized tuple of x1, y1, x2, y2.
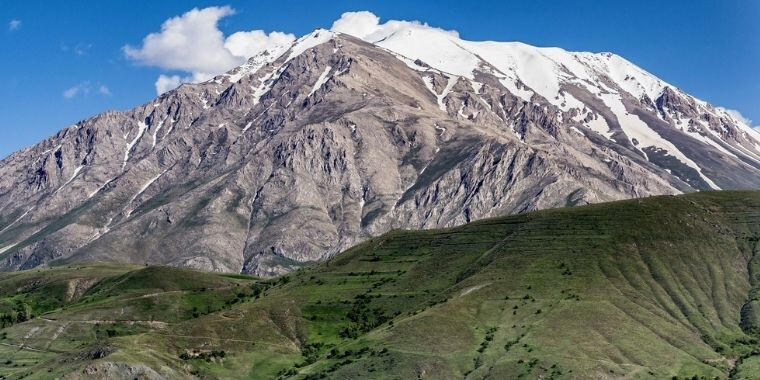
(1, 191, 760, 379)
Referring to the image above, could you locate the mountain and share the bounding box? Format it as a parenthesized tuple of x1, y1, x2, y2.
(1, 191, 760, 379)
(1, 28, 760, 276)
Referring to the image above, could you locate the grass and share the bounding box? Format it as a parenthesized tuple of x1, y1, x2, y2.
(1, 191, 760, 379)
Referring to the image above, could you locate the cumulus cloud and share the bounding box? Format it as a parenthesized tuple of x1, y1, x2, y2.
(126, 8, 458, 95)
(124, 6, 295, 94)
(8, 19, 21, 31)
(330, 11, 380, 38)
(123, 7, 239, 77)
(330, 10, 458, 42)
(225, 30, 295, 59)
(155, 74, 186, 95)
(154, 72, 217, 95)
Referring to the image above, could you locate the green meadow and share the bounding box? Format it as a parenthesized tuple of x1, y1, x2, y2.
(2, 191, 760, 379)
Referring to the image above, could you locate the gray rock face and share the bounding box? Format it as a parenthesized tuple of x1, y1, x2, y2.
(1, 30, 759, 276)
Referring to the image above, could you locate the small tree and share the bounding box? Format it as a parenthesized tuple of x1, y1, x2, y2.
(14, 302, 30, 323)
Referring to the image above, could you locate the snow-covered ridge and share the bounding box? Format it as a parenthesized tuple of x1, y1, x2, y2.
(360, 26, 670, 109)
(149, 24, 756, 194)
(287, 29, 337, 62)
(324, 25, 756, 189)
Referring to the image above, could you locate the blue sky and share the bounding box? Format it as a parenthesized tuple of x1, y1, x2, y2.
(1, 1, 758, 158)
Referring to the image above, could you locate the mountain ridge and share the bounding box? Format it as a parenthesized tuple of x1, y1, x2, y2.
(1, 28, 759, 275)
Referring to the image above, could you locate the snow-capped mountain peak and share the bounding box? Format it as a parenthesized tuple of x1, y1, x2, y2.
(1, 26, 759, 275)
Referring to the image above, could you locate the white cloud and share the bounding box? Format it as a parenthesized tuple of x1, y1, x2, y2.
(330, 11, 380, 38)
(330, 11, 458, 42)
(60, 43, 92, 56)
(125, 8, 454, 95)
(718, 107, 752, 126)
(63, 82, 112, 99)
(154, 72, 219, 95)
(716, 107, 760, 133)
(8, 19, 21, 31)
(123, 6, 239, 77)
(63, 82, 90, 99)
(155, 74, 186, 95)
(124, 6, 295, 94)
(98, 85, 112, 96)
(224, 30, 295, 59)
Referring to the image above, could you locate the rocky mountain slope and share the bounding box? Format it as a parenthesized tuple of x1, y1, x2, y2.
(1, 28, 759, 275)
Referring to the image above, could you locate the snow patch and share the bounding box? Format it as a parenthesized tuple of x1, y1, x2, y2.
(164, 118, 177, 137)
(286, 29, 336, 62)
(457, 103, 466, 119)
(580, 53, 666, 101)
(460, 283, 490, 297)
(308, 66, 333, 96)
(251, 64, 289, 106)
(0, 207, 33, 234)
(227, 44, 290, 83)
(125, 170, 167, 218)
(123, 122, 149, 169)
(151, 119, 164, 148)
(422, 75, 458, 112)
(53, 165, 84, 194)
(599, 92, 720, 189)
(87, 181, 110, 199)
(585, 114, 614, 140)
(499, 78, 533, 103)
(686, 120, 740, 160)
(0, 243, 17, 255)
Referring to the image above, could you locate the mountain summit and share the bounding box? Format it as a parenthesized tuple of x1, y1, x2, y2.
(1, 26, 759, 275)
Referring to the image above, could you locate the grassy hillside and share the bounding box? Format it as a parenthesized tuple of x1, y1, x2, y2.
(1, 191, 760, 379)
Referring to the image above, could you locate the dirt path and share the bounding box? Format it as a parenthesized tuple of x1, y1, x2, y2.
(153, 333, 296, 350)
(459, 283, 491, 297)
(0, 341, 49, 353)
(40, 317, 168, 328)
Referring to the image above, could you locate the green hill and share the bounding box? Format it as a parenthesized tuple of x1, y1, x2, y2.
(2, 191, 760, 379)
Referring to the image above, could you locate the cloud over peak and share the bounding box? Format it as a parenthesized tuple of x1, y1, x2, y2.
(123, 6, 295, 94)
(330, 10, 459, 42)
(124, 8, 458, 95)
(123, 7, 240, 76)
(121, 7, 755, 131)
(225, 30, 295, 59)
